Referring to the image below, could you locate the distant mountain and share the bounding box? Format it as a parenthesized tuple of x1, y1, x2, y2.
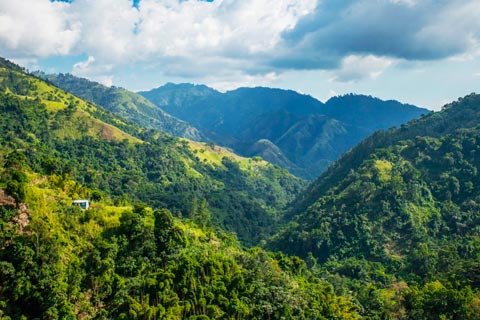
(270, 92, 480, 282)
(36, 73, 204, 140)
(140, 84, 428, 178)
(0, 58, 359, 319)
(1, 59, 304, 245)
(323, 94, 428, 131)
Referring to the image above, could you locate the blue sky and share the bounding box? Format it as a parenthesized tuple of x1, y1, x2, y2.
(1, 0, 479, 110)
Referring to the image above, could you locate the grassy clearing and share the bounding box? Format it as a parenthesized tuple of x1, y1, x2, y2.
(374, 159, 393, 182)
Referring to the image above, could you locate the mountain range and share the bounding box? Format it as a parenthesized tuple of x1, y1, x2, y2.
(269, 93, 480, 317)
(36, 72, 204, 141)
(1, 59, 303, 245)
(39, 73, 428, 179)
(1, 57, 478, 319)
(140, 84, 428, 178)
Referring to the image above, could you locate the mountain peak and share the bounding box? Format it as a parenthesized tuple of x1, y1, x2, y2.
(148, 82, 218, 93)
(326, 93, 422, 109)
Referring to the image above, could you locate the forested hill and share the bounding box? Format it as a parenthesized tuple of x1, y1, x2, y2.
(268, 93, 480, 318)
(0, 57, 358, 318)
(293, 93, 476, 212)
(140, 83, 427, 178)
(36, 72, 204, 141)
(2, 57, 479, 319)
(0, 57, 304, 245)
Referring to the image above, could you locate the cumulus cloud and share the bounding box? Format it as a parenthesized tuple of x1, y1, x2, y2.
(0, 0, 80, 57)
(275, 0, 480, 71)
(72, 55, 114, 86)
(0, 0, 479, 86)
(330, 55, 395, 83)
(0, 0, 317, 83)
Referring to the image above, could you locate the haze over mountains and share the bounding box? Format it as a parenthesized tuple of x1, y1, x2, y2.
(1, 56, 480, 319)
(141, 83, 428, 178)
(41, 73, 428, 179)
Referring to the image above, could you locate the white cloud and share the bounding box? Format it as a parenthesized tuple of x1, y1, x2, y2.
(94, 75, 114, 87)
(1, 0, 480, 90)
(72, 55, 114, 86)
(330, 55, 395, 83)
(0, 0, 80, 57)
(72, 56, 96, 74)
(0, 0, 317, 87)
(206, 71, 279, 92)
(389, 0, 417, 7)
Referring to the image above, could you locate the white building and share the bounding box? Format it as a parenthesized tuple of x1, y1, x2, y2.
(72, 199, 90, 210)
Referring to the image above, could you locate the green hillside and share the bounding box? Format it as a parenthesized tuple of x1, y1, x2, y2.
(0, 57, 364, 320)
(140, 84, 427, 179)
(0, 61, 139, 144)
(0, 58, 304, 245)
(1, 57, 479, 319)
(269, 94, 480, 318)
(0, 163, 361, 319)
(38, 73, 204, 140)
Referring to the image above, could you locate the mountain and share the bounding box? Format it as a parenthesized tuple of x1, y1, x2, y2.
(322, 94, 428, 132)
(140, 84, 428, 178)
(36, 73, 204, 140)
(0, 177, 360, 319)
(1, 57, 478, 319)
(0, 58, 304, 245)
(0, 60, 361, 320)
(269, 93, 480, 318)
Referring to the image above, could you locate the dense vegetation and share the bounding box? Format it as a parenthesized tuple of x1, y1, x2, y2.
(0, 58, 363, 320)
(0, 58, 304, 245)
(37, 73, 203, 140)
(0, 166, 361, 319)
(270, 94, 480, 318)
(1, 57, 479, 319)
(140, 84, 427, 178)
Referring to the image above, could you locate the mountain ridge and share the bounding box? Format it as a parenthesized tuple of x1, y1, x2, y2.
(1, 57, 478, 319)
(36, 73, 205, 141)
(0, 58, 305, 245)
(270, 91, 480, 278)
(140, 83, 428, 178)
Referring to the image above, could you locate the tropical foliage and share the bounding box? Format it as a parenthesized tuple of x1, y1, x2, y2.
(1, 57, 479, 319)
(270, 94, 480, 318)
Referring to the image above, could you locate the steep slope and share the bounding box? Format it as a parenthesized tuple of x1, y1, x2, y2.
(269, 94, 480, 309)
(0, 61, 139, 144)
(323, 94, 427, 131)
(38, 73, 203, 140)
(140, 82, 221, 121)
(2, 57, 478, 319)
(0, 157, 359, 319)
(265, 94, 480, 318)
(0, 58, 304, 245)
(140, 84, 427, 178)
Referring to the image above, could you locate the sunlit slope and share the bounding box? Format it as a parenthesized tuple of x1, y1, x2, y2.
(271, 94, 480, 284)
(0, 62, 140, 143)
(0, 57, 305, 244)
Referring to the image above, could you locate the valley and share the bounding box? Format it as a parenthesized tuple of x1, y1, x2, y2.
(0, 57, 479, 319)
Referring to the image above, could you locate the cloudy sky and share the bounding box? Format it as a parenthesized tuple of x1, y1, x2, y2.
(1, 0, 479, 109)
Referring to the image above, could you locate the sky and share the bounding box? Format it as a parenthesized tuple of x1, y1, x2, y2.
(1, 0, 480, 110)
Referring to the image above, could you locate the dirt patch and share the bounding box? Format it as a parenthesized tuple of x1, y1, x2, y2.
(101, 124, 114, 141)
(0, 189, 16, 207)
(13, 203, 30, 233)
(0, 189, 30, 234)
